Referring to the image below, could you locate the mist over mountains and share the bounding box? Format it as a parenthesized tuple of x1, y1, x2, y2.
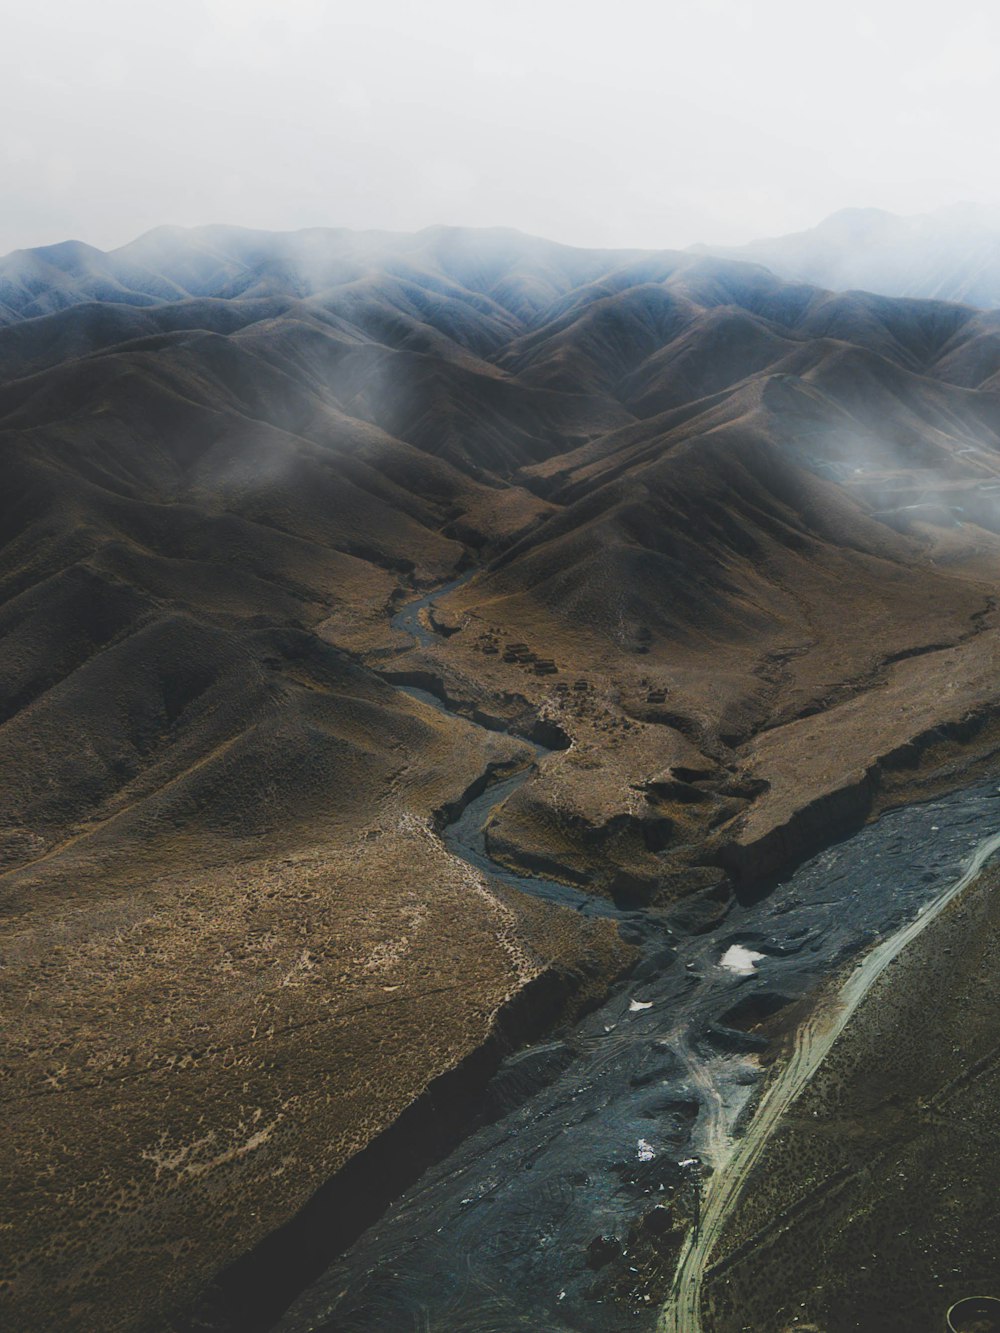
(5, 222, 1000, 1332)
(695, 203, 1000, 309)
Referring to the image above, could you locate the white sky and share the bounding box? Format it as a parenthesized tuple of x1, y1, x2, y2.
(2, 0, 997, 256)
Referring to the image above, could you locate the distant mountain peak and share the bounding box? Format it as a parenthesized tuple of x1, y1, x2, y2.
(697, 204, 1000, 308)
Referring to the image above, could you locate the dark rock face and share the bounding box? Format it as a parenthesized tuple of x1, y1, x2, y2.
(587, 1234, 623, 1270)
(698, 204, 1000, 310)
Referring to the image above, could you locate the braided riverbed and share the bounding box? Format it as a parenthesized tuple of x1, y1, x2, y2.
(274, 580, 1000, 1333)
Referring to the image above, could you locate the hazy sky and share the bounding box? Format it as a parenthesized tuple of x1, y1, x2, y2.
(2, 0, 997, 256)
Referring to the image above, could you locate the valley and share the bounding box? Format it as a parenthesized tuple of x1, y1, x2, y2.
(2, 224, 1000, 1331)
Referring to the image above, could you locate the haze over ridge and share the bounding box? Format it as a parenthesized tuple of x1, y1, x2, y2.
(696, 202, 1000, 310)
(4, 0, 999, 255)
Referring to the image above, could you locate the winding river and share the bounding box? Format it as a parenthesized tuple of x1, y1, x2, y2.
(274, 578, 1000, 1333)
(389, 575, 635, 921)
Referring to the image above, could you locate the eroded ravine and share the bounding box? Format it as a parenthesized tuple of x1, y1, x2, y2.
(273, 577, 1000, 1333)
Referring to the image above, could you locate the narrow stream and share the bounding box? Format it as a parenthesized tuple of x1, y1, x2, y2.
(274, 578, 1000, 1333)
(391, 576, 637, 922)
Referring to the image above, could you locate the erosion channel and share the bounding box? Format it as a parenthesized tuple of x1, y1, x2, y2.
(266, 577, 1000, 1333)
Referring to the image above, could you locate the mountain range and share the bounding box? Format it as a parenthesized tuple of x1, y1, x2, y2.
(4, 222, 1000, 1331)
(695, 203, 1000, 309)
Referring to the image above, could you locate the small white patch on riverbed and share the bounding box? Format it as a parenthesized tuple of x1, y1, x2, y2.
(637, 1138, 656, 1161)
(719, 944, 765, 975)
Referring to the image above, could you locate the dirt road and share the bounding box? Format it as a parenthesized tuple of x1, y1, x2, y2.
(659, 825, 1000, 1333)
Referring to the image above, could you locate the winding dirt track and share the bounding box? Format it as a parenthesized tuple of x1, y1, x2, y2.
(659, 826, 1000, 1333)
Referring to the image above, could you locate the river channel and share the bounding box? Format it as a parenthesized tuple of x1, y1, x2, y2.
(274, 579, 1000, 1333)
